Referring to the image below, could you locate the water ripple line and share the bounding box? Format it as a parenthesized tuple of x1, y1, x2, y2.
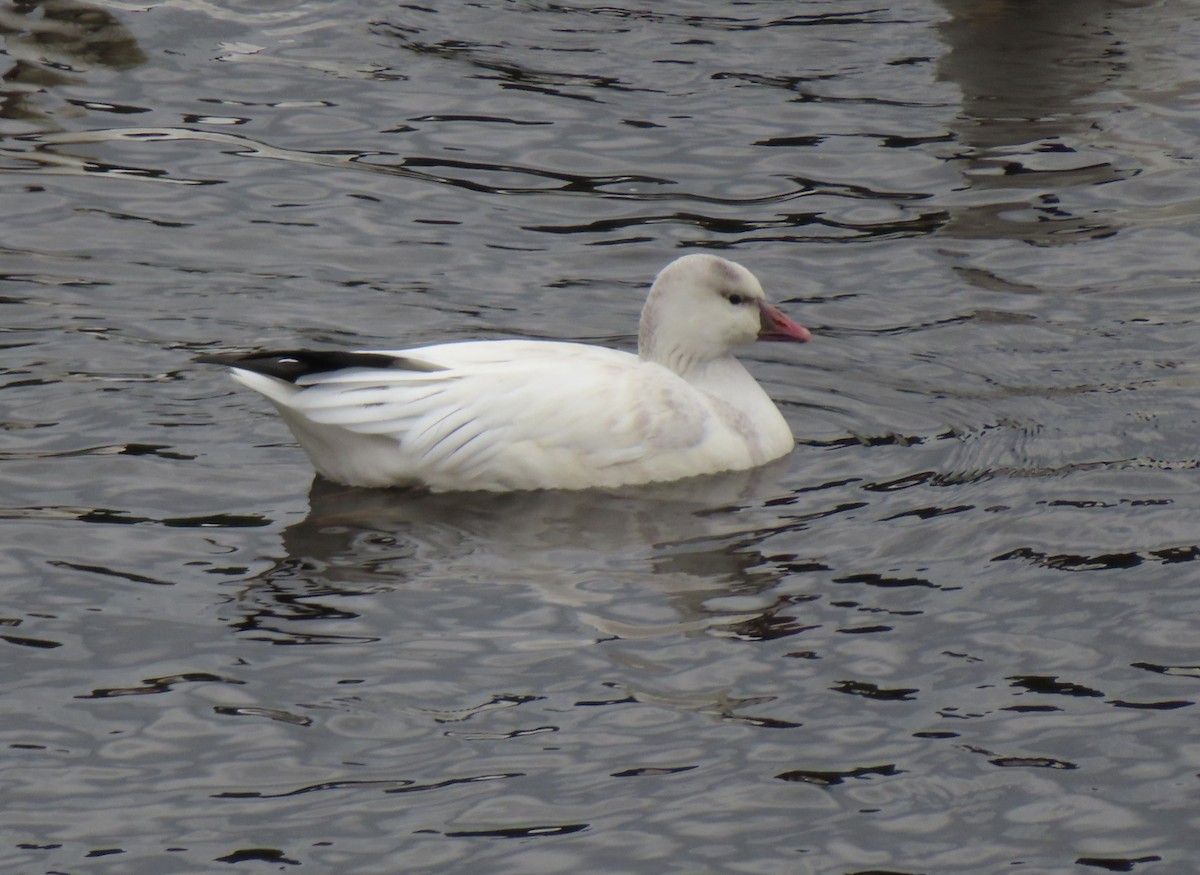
(213, 772, 523, 800)
(6, 128, 932, 210)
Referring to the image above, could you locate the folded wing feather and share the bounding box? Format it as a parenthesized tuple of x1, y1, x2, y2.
(266, 342, 719, 490)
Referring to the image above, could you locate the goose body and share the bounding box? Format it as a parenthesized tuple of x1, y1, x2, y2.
(204, 254, 810, 492)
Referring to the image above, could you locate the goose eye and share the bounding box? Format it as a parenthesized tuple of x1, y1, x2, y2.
(727, 293, 744, 306)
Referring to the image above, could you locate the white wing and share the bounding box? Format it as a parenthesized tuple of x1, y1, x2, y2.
(239, 340, 745, 491)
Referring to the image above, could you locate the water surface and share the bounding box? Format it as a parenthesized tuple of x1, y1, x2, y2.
(3, 1, 1200, 873)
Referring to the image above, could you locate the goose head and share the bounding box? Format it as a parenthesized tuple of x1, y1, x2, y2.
(638, 253, 810, 373)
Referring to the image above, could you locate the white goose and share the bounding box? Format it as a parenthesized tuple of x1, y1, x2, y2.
(203, 253, 810, 492)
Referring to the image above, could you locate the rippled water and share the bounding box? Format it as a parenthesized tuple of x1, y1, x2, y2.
(4, 1, 1200, 872)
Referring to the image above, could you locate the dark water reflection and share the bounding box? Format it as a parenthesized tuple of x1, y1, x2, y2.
(935, 0, 1148, 246)
(0, 0, 145, 124)
(4, 1, 1200, 873)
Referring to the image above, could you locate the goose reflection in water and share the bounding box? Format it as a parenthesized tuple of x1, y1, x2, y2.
(226, 462, 807, 647)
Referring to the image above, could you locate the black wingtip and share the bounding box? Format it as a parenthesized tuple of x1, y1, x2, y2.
(197, 350, 444, 383)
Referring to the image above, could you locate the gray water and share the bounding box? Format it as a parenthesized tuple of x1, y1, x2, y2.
(3, 1, 1200, 873)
